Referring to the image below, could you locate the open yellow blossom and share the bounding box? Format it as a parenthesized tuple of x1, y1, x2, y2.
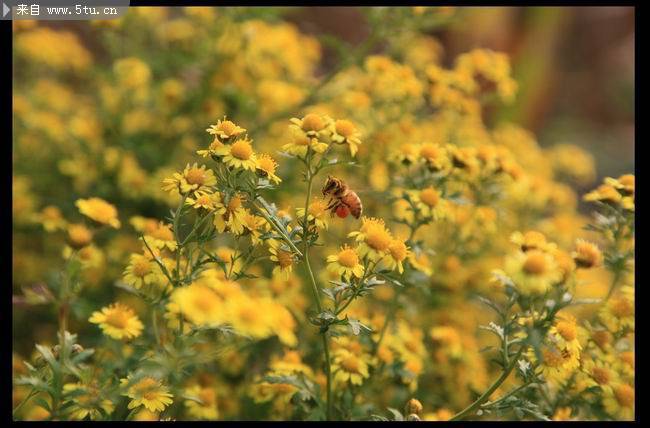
(385, 238, 410, 274)
(602, 382, 634, 420)
(67, 223, 93, 249)
(572, 239, 603, 269)
(242, 212, 268, 246)
(184, 385, 219, 420)
(330, 119, 362, 157)
(62, 382, 115, 420)
(419, 142, 450, 172)
(332, 348, 371, 386)
(120, 375, 174, 413)
(214, 137, 257, 171)
(599, 286, 634, 333)
(34, 205, 67, 232)
(327, 245, 364, 281)
(283, 115, 329, 156)
(123, 253, 163, 290)
(412, 187, 447, 219)
(170, 282, 225, 327)
(76, 197, 121, 228)
(143, 222, 177, 252)
(510, 230, 554, 253)
(89, 302, 143, 340)
(213, 194, 248, 235)
(256, 153, 282, 184)
(605, 174, 634, 196)
(162, 163, 217, 196)
(503, 249, 563, 295)
(296, 198, 329, 230)
(349, 217, 393, 262)
(269, 241, 295, 278)
(584, 183, 622, 205)
(206, 117, 245, 143)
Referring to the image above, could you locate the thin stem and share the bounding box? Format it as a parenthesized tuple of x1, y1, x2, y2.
(252, 200, 303, 258)
(449, 346, 525, 421)
(13, 387, 38, 418)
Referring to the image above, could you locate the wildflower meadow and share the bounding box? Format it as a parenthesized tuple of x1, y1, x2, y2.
(12, 6, 635, 421)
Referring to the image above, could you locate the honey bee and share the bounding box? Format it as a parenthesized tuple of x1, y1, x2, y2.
(321, 176, 363, 219)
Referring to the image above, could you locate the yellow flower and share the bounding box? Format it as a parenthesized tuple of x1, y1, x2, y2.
(572, 239, 603, 269)
(185, 191, 223, 212)
(120, 375, 174, 413)
(67, 223, 93, 249)
(602, 383, 634, 420)
(256, 153, 282, 184)
(184, 385, 219, 420)
(143, 222, 177, 252)
(34, 205, 67, 232)
(411, 187, 447, 220)
(419, 142, 450, 172)
(283, 114, 330, 157)
(385, 238, 410, 274)
(296, 198, 329, 230)
(584, 183, 622, 205)
(214, 137, 257, 171)
(330, 119, 362, 157)
(510, 230, 554, 253)
(552, 407, 574, 421)
(242, 212, 268, 246)
(89, 302, 143, 340)
(170, 282, 225, 327)
(206, 117, 246, 143)
(62, 382, 115, 420)
(123, 253, 163, 290)
(599, 286, 634, 333)
(162, 163, 217, 196)
(503, 250, 563, 295)
(332, 348, 370, 386)
(269, 241, 295, 278)
(76, 197, 121, 228)
(349, 217, 393, 262)
(605, 174, 635, 196)
(327, 245, 364, 281)
(213, 194, 248, 235)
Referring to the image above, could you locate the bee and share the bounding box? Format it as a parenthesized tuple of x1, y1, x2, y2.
(321, 176, 363, 219)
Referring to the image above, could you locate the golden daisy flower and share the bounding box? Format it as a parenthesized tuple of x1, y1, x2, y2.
(185, 191, 219, 211)
(120, 375, 174, 413)
(184, 385, 219, 420)
(67, 223, 93, 249)
(572, 239, 603, 269)
(283, 114, 330, 157)
(599, 285, 634, 333)
(296, 198, 329, 230)
(76, 197, 121, 228)
(419, 142, 450, 172)
(123, 253, 165, 290)
(327, 245, 364, 281)
(143, 222, 177, 252)
(214, 137, 257, 171)
(503, 249, 563, 295)
(412, 187, 447, 220)
(583, 183, 622, 205)
(332, 348, 370, 386)
(602, 382, 634, 420)
(170, 282, 225, 327)
(206, 117, 246, 142)
(162, 163, 217, 196)
(386, 238, 410, 274)
(34, 205, 67, 232)
(256, 153, 282, 184)
(242, 212, 267, 246)
(62, 382, 115, 420)
(349, 217, 393, 262)
(89, 302, 144, 340)
(213, 194, 248, 235)
(605, 174, 634, 196)
(330, 119, 362, 157)
(510, 230, 553, 253)
(269, 241, 295, 278)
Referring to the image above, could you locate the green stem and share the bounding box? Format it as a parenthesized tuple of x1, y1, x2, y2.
(252, 200, 303, 258)
(449, 346, 525, 421)
(13, 387, 38, 418)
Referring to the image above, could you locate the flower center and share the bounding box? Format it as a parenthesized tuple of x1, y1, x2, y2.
(523, 251, 548, 275)
(591, 330, 611, 348)
(610, 296, 633, 318)
(105, 309, 130, 329)
(614, 384, 634, 407)
(134, 378, 158, 394)
(151, 225, 174, 241)
(228, 196, 243, 211)
(132, 259, 151, 277)
(389, 240, 407, 261)
(341, 355, 360, 373)
(301, 114, 324, 132)
(198, 388, 216, 406)
(591, 367, 611, 385)
(186, 168, 206, 185)
(556, 321, 577, 341)
(257, 157, 275, 174)
(621, 351, 634, 368)
(277, 250, 293, 268)
(219, 121, 237, 136)
(230, 140, 253, 160)
(420, 144, 441, 160)
(420, 188, 440, 207)
(238, 306, 258, 322)
(337, 248, 359, 268)
(365, 227, 391, 251)
(444, 256, 461, 272)
(542, 347, 564, 368)
(335, 120, 356, 137)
